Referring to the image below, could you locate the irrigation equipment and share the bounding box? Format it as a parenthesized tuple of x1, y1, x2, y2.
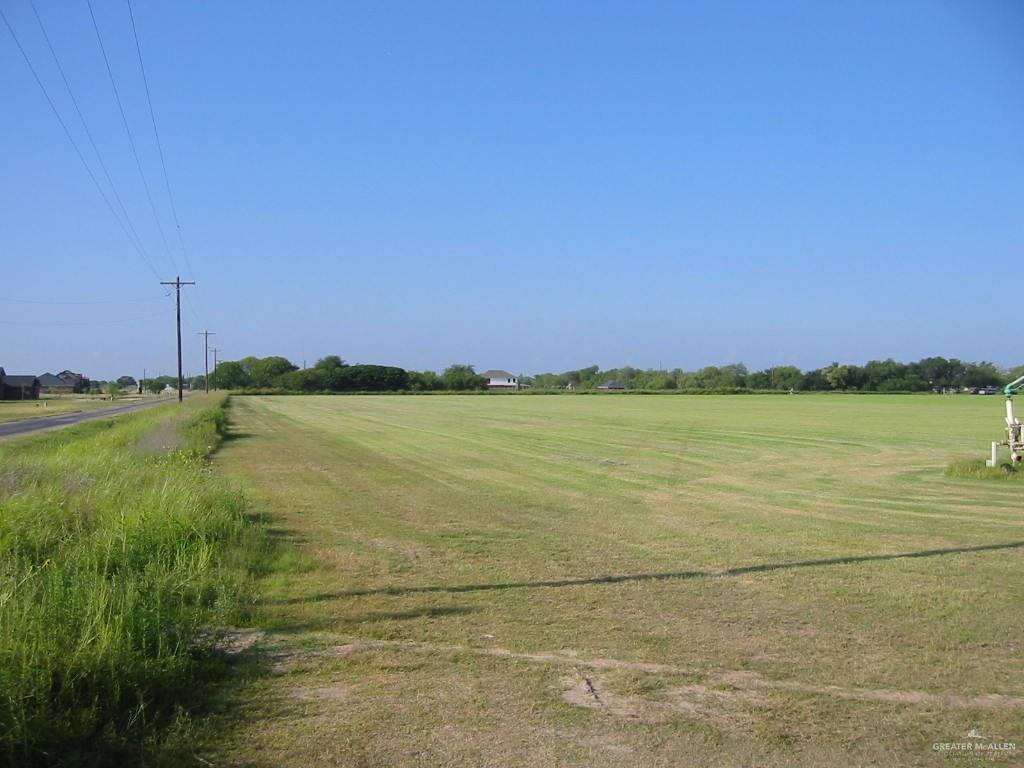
(985, 375, 1024, 472)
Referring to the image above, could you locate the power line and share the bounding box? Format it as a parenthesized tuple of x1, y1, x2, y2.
(126, 0, 198, 289)
(0, 309, 173, 327)
(126, 0, 207, 328)
(28, 0, 159, 281)
(86, 0, 180, 277)
(179, 274, 202, 326)
(0, 6, 165, 282)
(0, 294, 166, 305)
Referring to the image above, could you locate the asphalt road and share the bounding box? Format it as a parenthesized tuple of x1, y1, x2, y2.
(0, 398, 181, 440)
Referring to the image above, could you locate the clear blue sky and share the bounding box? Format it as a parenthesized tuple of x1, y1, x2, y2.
(2, 0, 1022, 379)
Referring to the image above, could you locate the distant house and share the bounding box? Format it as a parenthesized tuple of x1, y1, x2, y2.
(481, 369, 519, 391)
(565, 383, 577, 391)
(37, 372, 67, 394)
(38, 370, 92, 394)
(1, 368, 41, 400)
(597, 380, 626, 391)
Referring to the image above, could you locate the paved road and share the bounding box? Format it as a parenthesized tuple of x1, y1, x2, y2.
(0, 398, 182, 440)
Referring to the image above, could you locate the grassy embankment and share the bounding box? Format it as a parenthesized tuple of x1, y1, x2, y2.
(209, 394, 1023, 767)
(0, 394, 263, 766)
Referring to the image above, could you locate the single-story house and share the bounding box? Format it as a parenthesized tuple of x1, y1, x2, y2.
(597, 380, 626, 391)
(1, 369, 42, 400)
(481, 369, 519, 391)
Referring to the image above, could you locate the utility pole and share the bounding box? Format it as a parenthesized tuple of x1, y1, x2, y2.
(196, 330, 215, 393)
(211, 347, 220, 390)
(160, 276, 195, 402)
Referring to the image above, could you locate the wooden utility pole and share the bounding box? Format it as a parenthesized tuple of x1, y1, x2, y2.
(160, 276, 195, 402)
(196, 330, 215, 393)
(211, 347, 220, 390)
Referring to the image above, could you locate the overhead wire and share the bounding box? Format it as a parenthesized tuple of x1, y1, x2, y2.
(126, 0, 205, 327)
(0, 294, 166, 305)
(126, 0, 197, 285)
(0, 5, 166, 283)
(0, 309, 174, 327)
(27, 0, 159, 282)
(86, 0, 181, 279)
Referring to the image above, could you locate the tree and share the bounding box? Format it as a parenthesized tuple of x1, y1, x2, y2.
(314, 355, 346, 371)
(104, 382, 123, 400)
(862, 359, 903, 390)
(212, 361, 250, 389)
(116, 375, 137, 388)
(961, 362, 1001, 389)
(824, 363, 853, 390)
(282, 368, 329, 392)
(146, 379, 165, 395)
(771, 366, 803, 390)
(408, 370, 443, 391)
(913, 357, 962, 391)
(801, 369, 831, 391)
(336, 365, 409, 391)
(249, 356, 298, 387)
(442, 364, 486, 391)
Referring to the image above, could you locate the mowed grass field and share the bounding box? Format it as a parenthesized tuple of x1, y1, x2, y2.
(211, 395, 1023, 767)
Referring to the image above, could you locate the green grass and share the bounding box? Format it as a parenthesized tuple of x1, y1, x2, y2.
(946, 458, 1022, 480)
(209, 394, 1024, 767)
(0, 394, 261, 766)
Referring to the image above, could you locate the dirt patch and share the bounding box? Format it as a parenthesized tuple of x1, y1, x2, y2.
(265, 636, 1024, 712)
(208, 629, 265, 656)
(560, 669, 764, 730)
(562, 673, 604, 709)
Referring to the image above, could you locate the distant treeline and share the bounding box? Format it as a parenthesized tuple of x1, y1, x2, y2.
(533, 359, 1021, 392)
(211, 356, 488, 392)
(206, 355, 1023, 394)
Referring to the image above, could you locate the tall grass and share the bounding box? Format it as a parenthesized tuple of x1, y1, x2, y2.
(945, 458, 1022, 480)
(0, 395, 256, 766)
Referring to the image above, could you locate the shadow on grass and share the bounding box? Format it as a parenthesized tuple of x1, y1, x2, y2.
(259, 540, 1024, 605)
(220, 429, 253, 443)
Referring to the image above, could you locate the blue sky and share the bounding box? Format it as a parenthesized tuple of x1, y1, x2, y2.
(2, 1, 1022, 379)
